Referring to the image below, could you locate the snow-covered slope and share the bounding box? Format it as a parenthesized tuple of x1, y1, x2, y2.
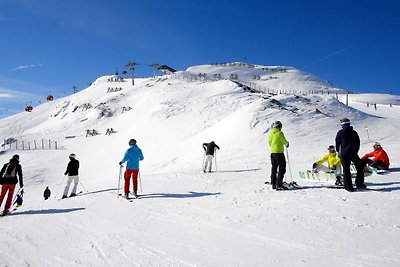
(1, 64, 400, 266)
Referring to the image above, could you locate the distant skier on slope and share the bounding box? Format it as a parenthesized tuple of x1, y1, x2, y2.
(335, 118, 366, 191)
(202, 141, 220, 173)
(119, 139, 144, 199)
(360, 142, 390, 172)
(62, 153, 80, 199)
(0, 154, 23, 216)
(312, 145, 343, 186)
(43, 186, 51, 200)
(268, 121, 289, 190)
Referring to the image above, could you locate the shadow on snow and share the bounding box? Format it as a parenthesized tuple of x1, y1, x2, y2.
(138, 191, 221, 199)
(11, 207, 85, 216)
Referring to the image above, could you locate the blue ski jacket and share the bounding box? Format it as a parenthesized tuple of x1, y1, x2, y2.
(120, 145, 144, 170)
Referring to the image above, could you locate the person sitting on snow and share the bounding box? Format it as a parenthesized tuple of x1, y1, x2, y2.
(360, 142, 390, 172)
(312, 145, 343, 186)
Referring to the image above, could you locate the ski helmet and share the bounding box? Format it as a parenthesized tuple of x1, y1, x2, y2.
(129, 139, 137, 146)
(328, 145, 335, 151)
(69, 153, 76, 159)
(272, 121, 282, 128)
(373, 141, 381, 148)
(12, 154, 19, 160)
(340, 118, 350, 125)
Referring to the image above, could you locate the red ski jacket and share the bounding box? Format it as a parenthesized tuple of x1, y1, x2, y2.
(361, 147, 390, 168)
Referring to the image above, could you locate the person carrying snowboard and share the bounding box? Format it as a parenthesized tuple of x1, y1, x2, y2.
(0, 154, 23, 216)
(268, 121, 289, 190)
(62, 153, 80, 198)
(335, 118, 366, 191)
(202, 141, 220, 173)
(119, 139, 144, 199)
(312, 145, 343, 185)
(360, 142, 390, 172)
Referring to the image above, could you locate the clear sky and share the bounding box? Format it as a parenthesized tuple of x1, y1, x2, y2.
(0, 0, 399, 118)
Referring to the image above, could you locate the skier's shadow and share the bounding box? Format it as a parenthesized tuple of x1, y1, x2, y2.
(139, 191, 221, 199)
(217, 168, 261, 173)
(11, 208, 85, 216)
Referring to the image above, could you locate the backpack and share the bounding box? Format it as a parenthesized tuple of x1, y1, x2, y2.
(3, 163, 17, 178)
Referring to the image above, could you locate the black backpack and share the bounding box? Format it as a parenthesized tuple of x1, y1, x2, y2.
(3, 163, 17, 178)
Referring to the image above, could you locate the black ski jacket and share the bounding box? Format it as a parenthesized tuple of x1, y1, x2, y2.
(64, 158, 79, 176)
(0, 158, 23, 187)
(335, 124, 360, 158)
(203, 142, 220, 156)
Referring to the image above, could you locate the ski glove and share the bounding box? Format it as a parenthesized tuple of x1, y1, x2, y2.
(312, 163, 317, 169)
(286, 143, 289, 148)
(331, 165, 337, 171)
(119, 162, 122, 166)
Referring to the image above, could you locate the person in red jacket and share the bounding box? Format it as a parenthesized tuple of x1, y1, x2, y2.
(360, 142, 390, 171)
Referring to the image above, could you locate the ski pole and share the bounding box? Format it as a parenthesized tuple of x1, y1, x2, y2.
(285, 147, 293, 182)
(78, 180, 89, 193)
(11, 187, 22, 206)
(214, 149, 217, 172)
(54, 175, 67, 199)
(138, 171, 142, 192)
(117, 165, 123, 198)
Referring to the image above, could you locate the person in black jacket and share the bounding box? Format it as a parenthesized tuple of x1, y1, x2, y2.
(202, 141, 220, 173)
(62, 153, 80, 198)
(0, 154, 23, 215)
(335, 118, 365, 191)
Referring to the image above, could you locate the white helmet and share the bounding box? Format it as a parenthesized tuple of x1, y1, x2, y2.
(69, 153, 76, 159)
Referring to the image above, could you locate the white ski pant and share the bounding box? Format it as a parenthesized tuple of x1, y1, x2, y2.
(315, 164, 342, 177)
(63, 175, 79, 196)
(203, 155, 214, 172)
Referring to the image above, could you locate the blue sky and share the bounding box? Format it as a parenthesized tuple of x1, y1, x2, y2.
(1, 0, 399, 118)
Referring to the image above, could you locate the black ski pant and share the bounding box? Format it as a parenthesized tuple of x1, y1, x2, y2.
(270, 153, 286, 187)
(361, 158, 388, 170)
(340, 155, 365, 190)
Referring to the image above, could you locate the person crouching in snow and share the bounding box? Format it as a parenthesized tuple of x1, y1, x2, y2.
(202, 141, 220, 173)
(360, 142, 390, 172)
(0, 154, 23, 216)
(119, 139, 144, 199)
(62, 153, 80, 199)
(312, 145, 343, 186)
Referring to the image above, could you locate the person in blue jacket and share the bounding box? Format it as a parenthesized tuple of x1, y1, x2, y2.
(119, 139, 144, 198)
(335, 118, 365, 191)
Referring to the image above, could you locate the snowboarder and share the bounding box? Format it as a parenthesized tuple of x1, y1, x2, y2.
(62, 153, 80, 199)
(335, 118, 366, 191)
(268, 121, 289, 190)
(202, 141, 220, 173)
(312, 145, 343, 186)
(43, 186, 51, 200)
(360, 142, 390, 172)
(119, 139, 144, 199)
(0, 154, 23, 216)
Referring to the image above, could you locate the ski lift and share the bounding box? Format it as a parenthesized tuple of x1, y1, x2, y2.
(47, 95, 54, 101)
(25, 105, 33, 112)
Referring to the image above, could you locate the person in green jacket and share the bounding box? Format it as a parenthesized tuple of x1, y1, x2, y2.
(268, 121, 289, 190)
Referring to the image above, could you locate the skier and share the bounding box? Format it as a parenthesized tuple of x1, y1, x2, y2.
(0, 154, 23, 216)
(312, 145, 343, 186)
(62, 153, 80, 199)
(360, 142, 390, 172)
(335, 118, 366, 191)
(268, 121, 289, 190)
(119, 139, 144, 199)
(202, 141, 220, 173)
(43, 186, 51, 200)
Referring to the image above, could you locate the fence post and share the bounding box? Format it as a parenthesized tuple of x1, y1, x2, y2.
(34, 140, 37, 150)
(49, 140, 51, 149)
(42, 139, 44, 149)
(22, 141, 24, 150)
(55, 141, 58, 150)
(28, 142, 30, 150)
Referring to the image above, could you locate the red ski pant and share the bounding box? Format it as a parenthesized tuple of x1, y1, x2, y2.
(124, 169, 139, 194)
(0, 184, 16, 212)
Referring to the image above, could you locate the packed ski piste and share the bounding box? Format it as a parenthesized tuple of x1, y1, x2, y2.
(1, 63, 400, 266)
